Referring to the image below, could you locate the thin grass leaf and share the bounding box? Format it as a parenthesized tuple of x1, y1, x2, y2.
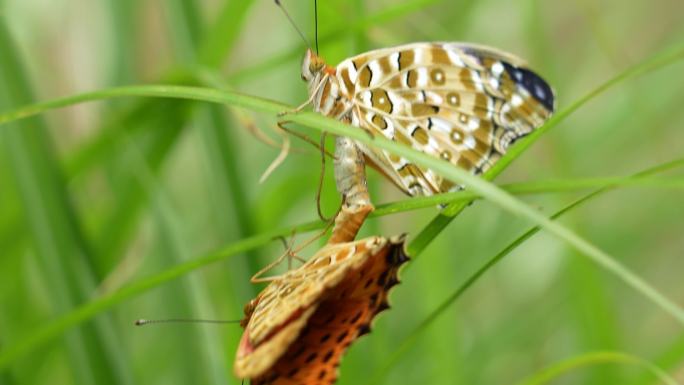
(104, 0, 138, 85)
(2, 153, 681, 372)
(94, 100, 190, 272)
(363, 157, 684, 385)
(1, 155, 681, 372)
(409, 42, 684, 257)
(0, 36, 683, 372)
(0, 22, 133, 385)
(0, 218, 322, 369)
(372, 175, 684, 215)
(289, 112, 684, 328)
(198, 0, 254, 67)
(514, 351, 680, 385)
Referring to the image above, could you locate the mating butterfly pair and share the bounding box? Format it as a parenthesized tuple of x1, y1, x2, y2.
(235, 40, 554, 384)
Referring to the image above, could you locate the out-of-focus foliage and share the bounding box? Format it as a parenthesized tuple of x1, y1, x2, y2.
(0, 0, 683, 384)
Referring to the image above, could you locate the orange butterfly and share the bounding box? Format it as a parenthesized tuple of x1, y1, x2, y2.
(235, 235, 408, 384)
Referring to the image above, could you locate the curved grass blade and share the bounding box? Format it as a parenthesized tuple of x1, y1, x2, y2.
(0, 47, 683, 324)
(0, 41, 682, 369)
(0, 219, 322, 370)
(0, 22, 133, 385)
(364, 157, 684, 385)
(372, 175, 684, 216)
(408, 42, 684, 257)
(290, 115, 684, 329)
(5, 162, 683, 371)
(514, 351, 679, 385)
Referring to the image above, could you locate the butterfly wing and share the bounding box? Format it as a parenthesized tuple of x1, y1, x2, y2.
(251, 236, 409, 385)
(235, 237, 388, 379)
(335, 42, 555, 196)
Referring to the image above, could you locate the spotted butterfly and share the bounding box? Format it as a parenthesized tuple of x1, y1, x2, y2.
(301, 42, 554, 198)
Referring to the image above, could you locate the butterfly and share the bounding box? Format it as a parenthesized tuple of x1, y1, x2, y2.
(297, 42, 554, 241)
(234, 235, 408, 383)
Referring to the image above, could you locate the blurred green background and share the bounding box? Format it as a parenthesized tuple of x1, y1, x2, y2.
(1, 0, 683, 384)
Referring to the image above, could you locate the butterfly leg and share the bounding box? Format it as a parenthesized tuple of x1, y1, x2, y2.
(328, 136, 374, 243)
(277, 76, 328, 117)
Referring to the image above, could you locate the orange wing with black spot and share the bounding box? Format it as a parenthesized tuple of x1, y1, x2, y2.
(250, 236, 408, 385)
(235, 236, 408, 382)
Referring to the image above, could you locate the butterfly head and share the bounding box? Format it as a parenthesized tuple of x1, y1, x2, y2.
(301, 48, 334, 83)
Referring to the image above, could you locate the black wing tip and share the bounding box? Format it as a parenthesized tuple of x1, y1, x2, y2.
(502, 62, 555, 112)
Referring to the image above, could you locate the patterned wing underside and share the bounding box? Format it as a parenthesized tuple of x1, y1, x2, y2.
(336, 43, 555, 196)
(252, 237, 408, 385)
(234, 236, 397, 379)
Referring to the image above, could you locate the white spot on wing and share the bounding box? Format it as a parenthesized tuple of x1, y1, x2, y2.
(471, 70, 484, 91)
(464, 136, 476, 150)
(487, 97, 494, 116)
(467, 117, 480, 131)
(511, 94, 523, 107)
(361, 90, 372, 106)
(427, 137, 439, 151)
(351, 113, 360, 126)
(386, 90, 399, 108)
(446, 50, 466, 67)
(368, 61, 383, 87)
(389, 52, 400, 70)
(339, 61, 357, 83)
(427, 92, 443, 105)
(414, 48, 425, 65)
(385, 118, 395, 137)
(416, 68, 428, 88)
(488, 77, 500, 90)
(491, 62, 504, 76)
(432, 117, 452, 133)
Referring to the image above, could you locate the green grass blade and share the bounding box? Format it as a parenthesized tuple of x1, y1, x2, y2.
(364, 157, 684, 385)
(0, 219, 322, 370)
(198, 0, 254, 67)
(104, 0, 138, 85)
(0, 38, 683, 372)
(93, 100, 190, 271)
(372, 174, 684, 214)
(1, 156, 681, 370)
(514, 351, 680, 385)
(0, 23, 133, 385)
(288, 114, 684, 329)
(409, 42, 684, 257)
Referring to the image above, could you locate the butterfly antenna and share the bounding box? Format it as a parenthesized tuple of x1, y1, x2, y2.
(135, 318, 241, 326)
(274, 0, 312, 50)
(314, 0, 319, 54)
